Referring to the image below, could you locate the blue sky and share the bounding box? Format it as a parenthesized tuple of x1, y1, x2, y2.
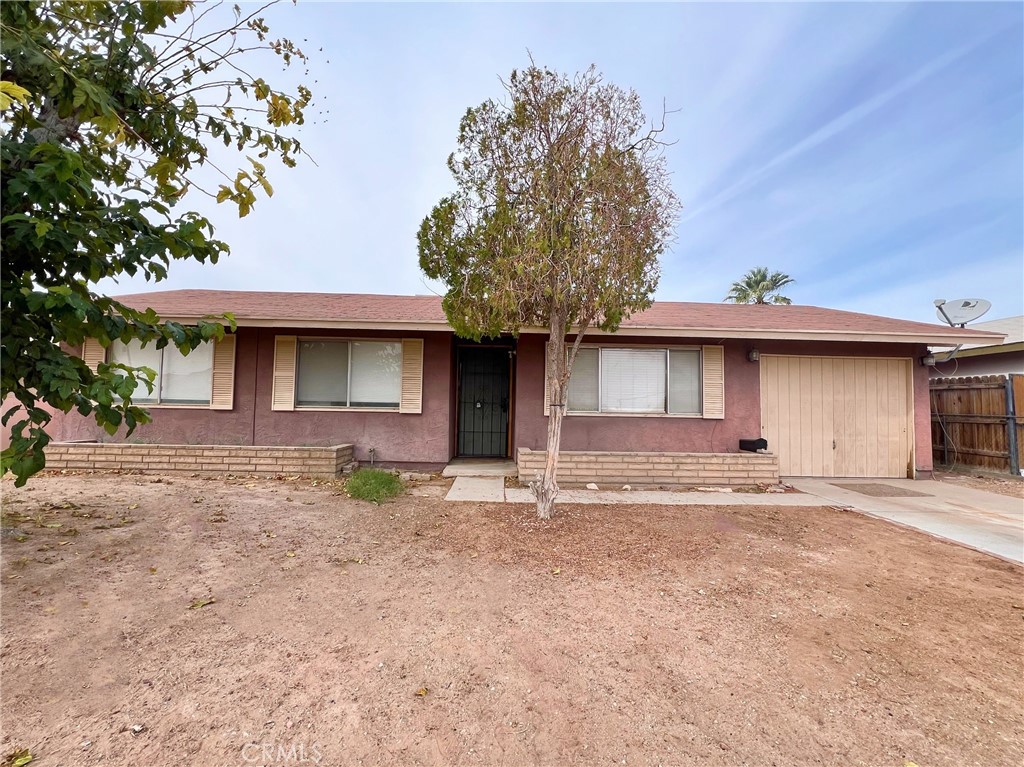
(99, 1, 1024, 324)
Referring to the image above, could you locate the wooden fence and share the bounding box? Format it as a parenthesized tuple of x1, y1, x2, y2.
(930, 374, 1023, 475)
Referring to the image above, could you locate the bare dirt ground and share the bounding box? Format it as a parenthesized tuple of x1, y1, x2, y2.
(2, 472, 1022, 767)
(934, 468, 1024, 499)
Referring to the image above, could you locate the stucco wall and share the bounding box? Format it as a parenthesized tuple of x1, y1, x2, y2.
(42, 328, 931, 476)
(50, 328, 453, 468)
(251, 328, 452, 465)
(513, 335, 933, 474)
(514, 334, 761, 455)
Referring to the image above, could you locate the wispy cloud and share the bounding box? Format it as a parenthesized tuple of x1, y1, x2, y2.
(95, 2, 1023, 323)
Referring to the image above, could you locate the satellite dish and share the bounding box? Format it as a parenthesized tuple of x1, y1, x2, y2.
(934, 298, 991, 326)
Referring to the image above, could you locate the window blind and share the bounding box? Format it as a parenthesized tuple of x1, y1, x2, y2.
(296, 340, 348, 406)
(600, 348, 666, 413)
(161, 343, 213, 404)
(567, 347, 600, 412)
(110, 339, 162, 403)
(668, 349, 701, 414)
(349, 341, 402, 408)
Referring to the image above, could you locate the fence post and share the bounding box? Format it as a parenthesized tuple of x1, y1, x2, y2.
(1007, 376, 1019, 477)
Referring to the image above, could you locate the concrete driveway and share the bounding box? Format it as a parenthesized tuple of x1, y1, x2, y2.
(790, 478, 1024, 564)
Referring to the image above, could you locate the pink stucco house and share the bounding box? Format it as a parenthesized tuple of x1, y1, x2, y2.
(52, 289, 1000, 483)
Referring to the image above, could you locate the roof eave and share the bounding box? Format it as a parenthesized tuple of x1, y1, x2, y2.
(160, 315, 1001, 345)
(519, 325, 1001, 346)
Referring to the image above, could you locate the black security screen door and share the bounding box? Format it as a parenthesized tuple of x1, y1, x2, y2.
(457, 347, 511, 457)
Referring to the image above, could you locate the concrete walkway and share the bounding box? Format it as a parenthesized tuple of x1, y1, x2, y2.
(446, 479, 829, 506)
(443, 476, 1024, 564)
(789, 479, 1024, 564)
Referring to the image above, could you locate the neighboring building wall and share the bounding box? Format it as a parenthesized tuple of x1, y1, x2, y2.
(50, 328, 453, 469)
(930, 350, 1024, 378)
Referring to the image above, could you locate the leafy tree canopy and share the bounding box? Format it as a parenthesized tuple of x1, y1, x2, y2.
(1, 0, 315, 484)
(724, 267, 795, 305)
(419, 63, 679, 342)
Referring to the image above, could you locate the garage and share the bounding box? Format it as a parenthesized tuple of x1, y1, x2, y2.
(760, 355, 913, 478)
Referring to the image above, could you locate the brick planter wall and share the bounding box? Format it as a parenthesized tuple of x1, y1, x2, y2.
(516, 448, 779, 486)
(45, 443, 354, 479)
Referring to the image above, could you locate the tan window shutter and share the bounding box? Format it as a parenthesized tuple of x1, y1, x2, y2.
(210, 335, 237, 410)
(399, 338, 424, 414)
(702, 345, 725, 419)
(543, 341, 552, 416)
(271, 335, 297, 411)
(81, 338, 106, 372)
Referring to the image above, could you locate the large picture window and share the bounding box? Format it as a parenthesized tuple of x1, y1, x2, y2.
(566, 347, 702, 415)
(110, 339, 214, 405)
(296, 340, 402, 409)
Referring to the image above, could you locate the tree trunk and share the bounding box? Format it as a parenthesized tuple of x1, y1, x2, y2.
(531, 316, 567, 519)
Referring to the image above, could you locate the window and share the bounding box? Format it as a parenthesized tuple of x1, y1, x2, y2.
(295, 340, 402, 409)
(566, 347, 702, 415)
(110, 339, 214, 405)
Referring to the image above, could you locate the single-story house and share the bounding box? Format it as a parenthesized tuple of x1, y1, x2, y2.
(48, 289, 1001, 484)
(929, 315, 1024, 378)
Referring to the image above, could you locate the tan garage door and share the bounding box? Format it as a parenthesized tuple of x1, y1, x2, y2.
(760, 355, 913, 478)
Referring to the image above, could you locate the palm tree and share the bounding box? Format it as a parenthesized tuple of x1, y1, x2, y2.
(725, 267, 795, 305)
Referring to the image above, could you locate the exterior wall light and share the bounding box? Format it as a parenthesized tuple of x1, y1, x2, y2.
(747, 350, 760, 363)
(920, 353, 936, 367)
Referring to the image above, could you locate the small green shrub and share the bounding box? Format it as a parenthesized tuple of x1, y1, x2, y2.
(346, 468, 404, 503)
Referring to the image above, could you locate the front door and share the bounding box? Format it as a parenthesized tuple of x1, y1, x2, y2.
(457, 347, 511, 457)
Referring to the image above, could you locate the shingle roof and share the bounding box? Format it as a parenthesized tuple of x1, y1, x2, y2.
(112, 289, 1003, 345)
(116, 289, 448, 324)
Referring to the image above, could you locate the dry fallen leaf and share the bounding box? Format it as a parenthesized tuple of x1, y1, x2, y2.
(285, 551, 296, 558)
(148, 567, 157, 575)
(127, 503, 139, 510)
(188, 597, 216, 610)
(415, 688, 429, 697)
(551, 568, 561, 576)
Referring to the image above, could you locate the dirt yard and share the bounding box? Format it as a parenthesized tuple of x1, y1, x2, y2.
(2, 472, 1022, 767)
(934, 468, 1024, 499)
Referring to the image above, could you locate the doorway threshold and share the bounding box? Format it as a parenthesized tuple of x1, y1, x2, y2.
(442, 458, 517, 478)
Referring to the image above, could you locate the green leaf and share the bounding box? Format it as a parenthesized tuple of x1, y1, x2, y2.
(0, 81, 31, 110)
(0, 0, 311, 486)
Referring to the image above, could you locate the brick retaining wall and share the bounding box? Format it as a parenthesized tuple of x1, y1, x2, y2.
(46, 442, 354, 479)
(517, 448, 779, 486)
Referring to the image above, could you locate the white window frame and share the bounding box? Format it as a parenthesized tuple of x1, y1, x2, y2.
(294, 337, 403, 412)
(567, 345, 703, 417)
(109, 340, 215, 408)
